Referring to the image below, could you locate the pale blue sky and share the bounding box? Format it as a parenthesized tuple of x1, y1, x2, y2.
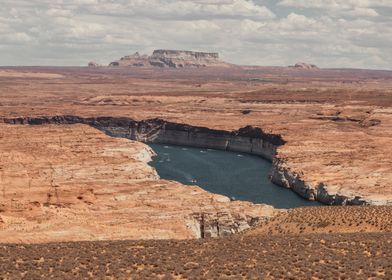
(0, 0, 391, 69)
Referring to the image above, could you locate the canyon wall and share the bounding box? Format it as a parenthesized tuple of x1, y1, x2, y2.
(269, 160, 369, 205)
(3, 116, 283, 161)
(3, 116, 372, 206)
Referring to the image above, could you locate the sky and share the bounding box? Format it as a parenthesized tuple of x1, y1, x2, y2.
(0, 0, 391, 69)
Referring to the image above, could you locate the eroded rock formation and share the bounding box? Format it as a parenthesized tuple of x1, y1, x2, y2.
(187, 212, 262, 238)
(88, 61, 101, 67)
(108, 49, 230, 68)
(290, 62, 319, 70)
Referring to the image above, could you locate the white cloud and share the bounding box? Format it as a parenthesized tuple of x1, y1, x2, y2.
(278, 0, 382, 18)
(46, 8, 73, 17)
(0, 0, 390, 69)
(85, 0, 275, 20)
(0, 22, 9, 33)
(278, 0, 392, 9)
(345, 8, 379, 17)
(2, 32, 31, 44)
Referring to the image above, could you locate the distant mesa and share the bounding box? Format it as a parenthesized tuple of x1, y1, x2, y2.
(88, 61, 101, 67)
(106, 49, 231, 68)
(290, 62, 319, 70)
(89, 52, 319, 69)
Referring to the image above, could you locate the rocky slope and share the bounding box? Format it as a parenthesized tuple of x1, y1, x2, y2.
(108, 49, 230, 68)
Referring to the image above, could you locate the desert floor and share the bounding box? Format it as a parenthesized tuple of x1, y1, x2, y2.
(0, 66, 391, 278)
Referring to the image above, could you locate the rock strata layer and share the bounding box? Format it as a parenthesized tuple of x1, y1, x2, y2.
(3, 116, 283, 160)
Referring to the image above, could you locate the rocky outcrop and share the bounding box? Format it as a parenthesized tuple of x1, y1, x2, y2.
(269, 159, 371, 205)
(108, 49, 230, 68)
(88, 61, 101, 67)
(290, 62, 319, 70)
(271, 165, 392, 206)
(186, 211, 266, 238)
(109, 52, 150, 67)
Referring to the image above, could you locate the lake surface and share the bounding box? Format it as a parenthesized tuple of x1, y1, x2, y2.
(148, 143, 322, 208)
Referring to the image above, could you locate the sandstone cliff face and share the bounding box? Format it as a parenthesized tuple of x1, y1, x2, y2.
(108, 49, 230, 68)
(269, 159, 370, 205)
(3, 116, 284, 161)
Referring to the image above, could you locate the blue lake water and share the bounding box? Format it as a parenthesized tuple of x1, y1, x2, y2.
(148, 143, 321, 209)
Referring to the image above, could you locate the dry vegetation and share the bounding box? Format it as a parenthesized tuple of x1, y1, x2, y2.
(1, 232, 392, 279)
(2, 206, 392, 278)
(248, 206, 392, 235)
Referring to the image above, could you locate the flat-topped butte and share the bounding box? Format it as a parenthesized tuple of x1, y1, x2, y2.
(152, 49, 219, 59)
(107, 49, 229, 68)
